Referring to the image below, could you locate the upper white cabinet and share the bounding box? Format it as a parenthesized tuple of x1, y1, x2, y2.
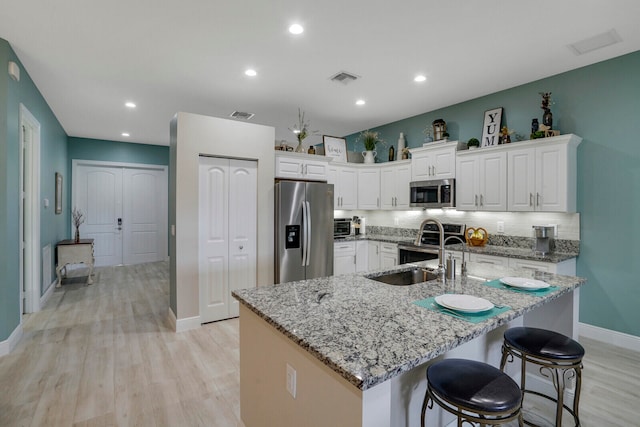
(380, 161, 411, 210)
(327, 163, 358, 209)
(507, 134, 581, 212)
(275, 152, 331, 181)
(357, 166, 381, 210)
(409, 141, 458, 181)
(456, 150, 507, 211)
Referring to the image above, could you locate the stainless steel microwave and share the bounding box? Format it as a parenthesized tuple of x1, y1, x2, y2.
(409, 179, 455, 208)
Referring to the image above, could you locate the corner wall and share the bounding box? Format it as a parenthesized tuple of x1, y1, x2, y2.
(169, 112, 275, 324)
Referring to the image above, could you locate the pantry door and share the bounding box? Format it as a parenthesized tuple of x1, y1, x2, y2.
(73, 160, 168, 267)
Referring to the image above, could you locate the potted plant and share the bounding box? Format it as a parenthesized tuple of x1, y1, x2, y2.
(467, 138, 480, 150)
(357, 130, 385, 164)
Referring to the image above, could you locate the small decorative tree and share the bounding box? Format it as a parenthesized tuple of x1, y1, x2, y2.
(72, 207, 85, 243)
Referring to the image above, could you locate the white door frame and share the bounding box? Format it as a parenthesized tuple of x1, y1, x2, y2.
(19, 104, 41, 314)
(71, 159, 169, 264)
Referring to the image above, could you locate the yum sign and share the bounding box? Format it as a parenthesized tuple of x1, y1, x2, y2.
(481, 107, 503, 147)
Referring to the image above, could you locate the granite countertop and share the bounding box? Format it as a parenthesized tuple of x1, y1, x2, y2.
(232, 261, 586, 391)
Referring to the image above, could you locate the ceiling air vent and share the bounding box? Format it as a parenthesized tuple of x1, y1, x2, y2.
(568, 29, 622, 55)
(230, 111, 255, 120)
(330, 71, 360, 85)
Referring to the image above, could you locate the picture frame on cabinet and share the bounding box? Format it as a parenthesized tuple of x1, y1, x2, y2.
(323, 135, 348, 162)
(55, 172, 63, 214)
(481, 107, 503, 147)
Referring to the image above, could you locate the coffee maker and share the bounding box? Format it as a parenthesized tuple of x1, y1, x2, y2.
(532, 225, 555, 255)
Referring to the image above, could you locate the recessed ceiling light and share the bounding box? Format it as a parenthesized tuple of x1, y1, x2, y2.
(356, 99, 366, 106)
(414, 75, 427, 82)
(289, 24, 304, 35)
(125, 102, 136, 108)
(245, 69, 257, 77)
(121, 132, 130, 137)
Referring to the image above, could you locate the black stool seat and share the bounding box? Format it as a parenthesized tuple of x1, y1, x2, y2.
(427, 359, 522, 413)
(504, 327, 585, 360)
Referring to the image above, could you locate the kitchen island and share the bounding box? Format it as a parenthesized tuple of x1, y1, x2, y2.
(232, 261, 586, 427)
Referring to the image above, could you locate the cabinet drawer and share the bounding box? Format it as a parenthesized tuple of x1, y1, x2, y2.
(470, 253, 509, 267)
(508, 258, 553, 273)
(380, 243, 398, 254)
(334, 241, 356, 254)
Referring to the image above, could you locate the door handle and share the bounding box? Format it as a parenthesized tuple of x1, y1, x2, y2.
(305, 201, 312, 266)
(529, 193, 534, 206)
(480, 194, 484, 206)
(475, 195, 478, 207)
(536, 192, 540, 206)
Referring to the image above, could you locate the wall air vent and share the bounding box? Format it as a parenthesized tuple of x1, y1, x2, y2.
(329, 71, 360, 85)
(230, 111, 255, 120)
(568, 29, 622, 55)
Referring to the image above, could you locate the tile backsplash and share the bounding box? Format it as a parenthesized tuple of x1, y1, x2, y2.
(337, 209, 580, 241)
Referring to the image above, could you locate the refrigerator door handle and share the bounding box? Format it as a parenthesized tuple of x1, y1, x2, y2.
(301, 201, 308, 267)
(305, 201, 312, 266)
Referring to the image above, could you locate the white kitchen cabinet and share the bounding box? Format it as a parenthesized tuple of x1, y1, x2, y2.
(380, 161, 411, 210)
(380, 242, 398, 268)
(507, 135, 581, 212)
(275, 152, 331, 181)
(327, 163, 358, 209)
(356, 240, 369, 273)
(508, 257, 576, 275)
(334, 241, 356, 275)
(357, 166, 381, 210)
(409, 141, 457, 181)
(456, 150, 507, 211)
(367, 241, 381, 271)
(468, 253, 509, 267)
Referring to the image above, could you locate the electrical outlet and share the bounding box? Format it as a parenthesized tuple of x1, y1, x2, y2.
(497, 221, 504, 233)
(394, 217, 399, 226)
(286, 363, 296, 398)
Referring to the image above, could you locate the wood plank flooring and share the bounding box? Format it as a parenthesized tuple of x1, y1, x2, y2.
(1, 262, 637, 426)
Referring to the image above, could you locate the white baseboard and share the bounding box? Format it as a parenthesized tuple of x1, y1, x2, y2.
(579, 322, 640, 352)
(40, 279, 57, 308)
(0, 323, 23, 357)
(175, 313, 201, 333)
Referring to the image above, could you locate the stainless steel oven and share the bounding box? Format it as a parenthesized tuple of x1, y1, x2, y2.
(398, 223, 465, 264)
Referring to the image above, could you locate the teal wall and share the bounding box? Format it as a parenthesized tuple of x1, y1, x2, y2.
(346, 51, 640, 337)
(1, 39, 69, 341)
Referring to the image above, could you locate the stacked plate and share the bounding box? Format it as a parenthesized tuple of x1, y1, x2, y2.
(500, 277, 551, 290)
(434, 294, 494, 313)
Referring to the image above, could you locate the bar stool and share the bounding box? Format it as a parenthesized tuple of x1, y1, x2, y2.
(421, 358, 523, 426)
(500, 327, 584, 426)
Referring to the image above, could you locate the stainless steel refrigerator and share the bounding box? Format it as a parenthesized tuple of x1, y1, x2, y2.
(275, 180, 334, 283)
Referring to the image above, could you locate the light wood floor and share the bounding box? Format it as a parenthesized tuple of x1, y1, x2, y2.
(1, 262, 637, 426)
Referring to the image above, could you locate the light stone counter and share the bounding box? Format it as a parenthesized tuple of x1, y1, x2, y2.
(233, 261, 585, 391)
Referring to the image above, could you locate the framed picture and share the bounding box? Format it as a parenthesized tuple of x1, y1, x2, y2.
(55, 172, 62, 214)
(481, 107, 503, 147)
(323, 135, 348, 162)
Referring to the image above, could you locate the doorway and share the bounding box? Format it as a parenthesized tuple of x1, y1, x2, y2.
(72, 160, 168, 267)
(19, 104, 41, 314)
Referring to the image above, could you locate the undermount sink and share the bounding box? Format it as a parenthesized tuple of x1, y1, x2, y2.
(367, 268, 440, 286)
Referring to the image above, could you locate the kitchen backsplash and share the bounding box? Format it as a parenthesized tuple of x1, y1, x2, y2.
(337, 209, 580, 241)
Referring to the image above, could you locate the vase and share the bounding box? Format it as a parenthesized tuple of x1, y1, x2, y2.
(397, 132, 406, 157)
(362, 150, 376, 164)
(295, 141, 305, 153)
(74, 228, 80, 243)
(542, 109, 553, 128)
(307, 145, 315, 155)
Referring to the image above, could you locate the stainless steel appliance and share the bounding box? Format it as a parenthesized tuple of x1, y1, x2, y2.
(398, 223, 465, 264)
(533, 225, 555, 255)
(275, 181, 334, 283)
(410, 179, 455, 208)
(333, 218, 352, 238)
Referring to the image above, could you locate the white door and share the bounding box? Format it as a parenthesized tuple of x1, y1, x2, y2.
(199, 156, 257, 323)
(73, 161, 168, 267)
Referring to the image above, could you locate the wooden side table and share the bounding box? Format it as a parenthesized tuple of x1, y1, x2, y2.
(56, 239, 95, 287)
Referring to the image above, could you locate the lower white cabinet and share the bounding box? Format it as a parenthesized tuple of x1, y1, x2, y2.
(334, 241, 356, 275)
(356, 240, 369, 273)
(367, 241, 381, 271)
(380, 243, 398, 268)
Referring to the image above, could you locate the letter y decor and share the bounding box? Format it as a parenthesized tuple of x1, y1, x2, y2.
(481, 107, 503, 147)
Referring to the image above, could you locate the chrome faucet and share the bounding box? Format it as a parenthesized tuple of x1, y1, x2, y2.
(416, 218, 445, 277)
(444, 235, 468, 277)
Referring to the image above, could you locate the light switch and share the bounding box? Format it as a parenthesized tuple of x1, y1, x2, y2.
(497, 221, 504, 233)
(43, 198, 49, 208)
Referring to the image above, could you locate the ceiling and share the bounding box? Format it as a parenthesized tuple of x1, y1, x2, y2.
(2, 0, 640, 147)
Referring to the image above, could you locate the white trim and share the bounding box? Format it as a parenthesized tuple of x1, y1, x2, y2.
(0, 324, 23, 356)
(175, 315, 202, 333)
(579, 322, 640, 352)
(167, 307, 176, 331)
(19, 104, 41, 314)
(40, 278, 57, 308)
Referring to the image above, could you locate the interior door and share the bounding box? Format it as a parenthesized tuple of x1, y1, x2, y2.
(122, 168, 168, 264)
(76, 165, 123, 266)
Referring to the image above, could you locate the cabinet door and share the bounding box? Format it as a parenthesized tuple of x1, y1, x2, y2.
(275, 156, 302, 179)
(326, 165, 340, 207)
(536, 144, 567, 212)
(479, 152, 507, 211)
(380, 167, 396, 210)
(507, 148, 535, 211)
(411, 153, 432, 181)
(303, 159, 328, 181)
(395, 163, 411, 208)
(356, 240, 369, 272)
(357, 168, 381, 210)
(380, 243, 398, 268)
(338, 167, 358, 210)
(334, 254, 356, 275)
(432, 147, 456, 179)
(455, 156, 479, 211)
(367, 241, 380, 271)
